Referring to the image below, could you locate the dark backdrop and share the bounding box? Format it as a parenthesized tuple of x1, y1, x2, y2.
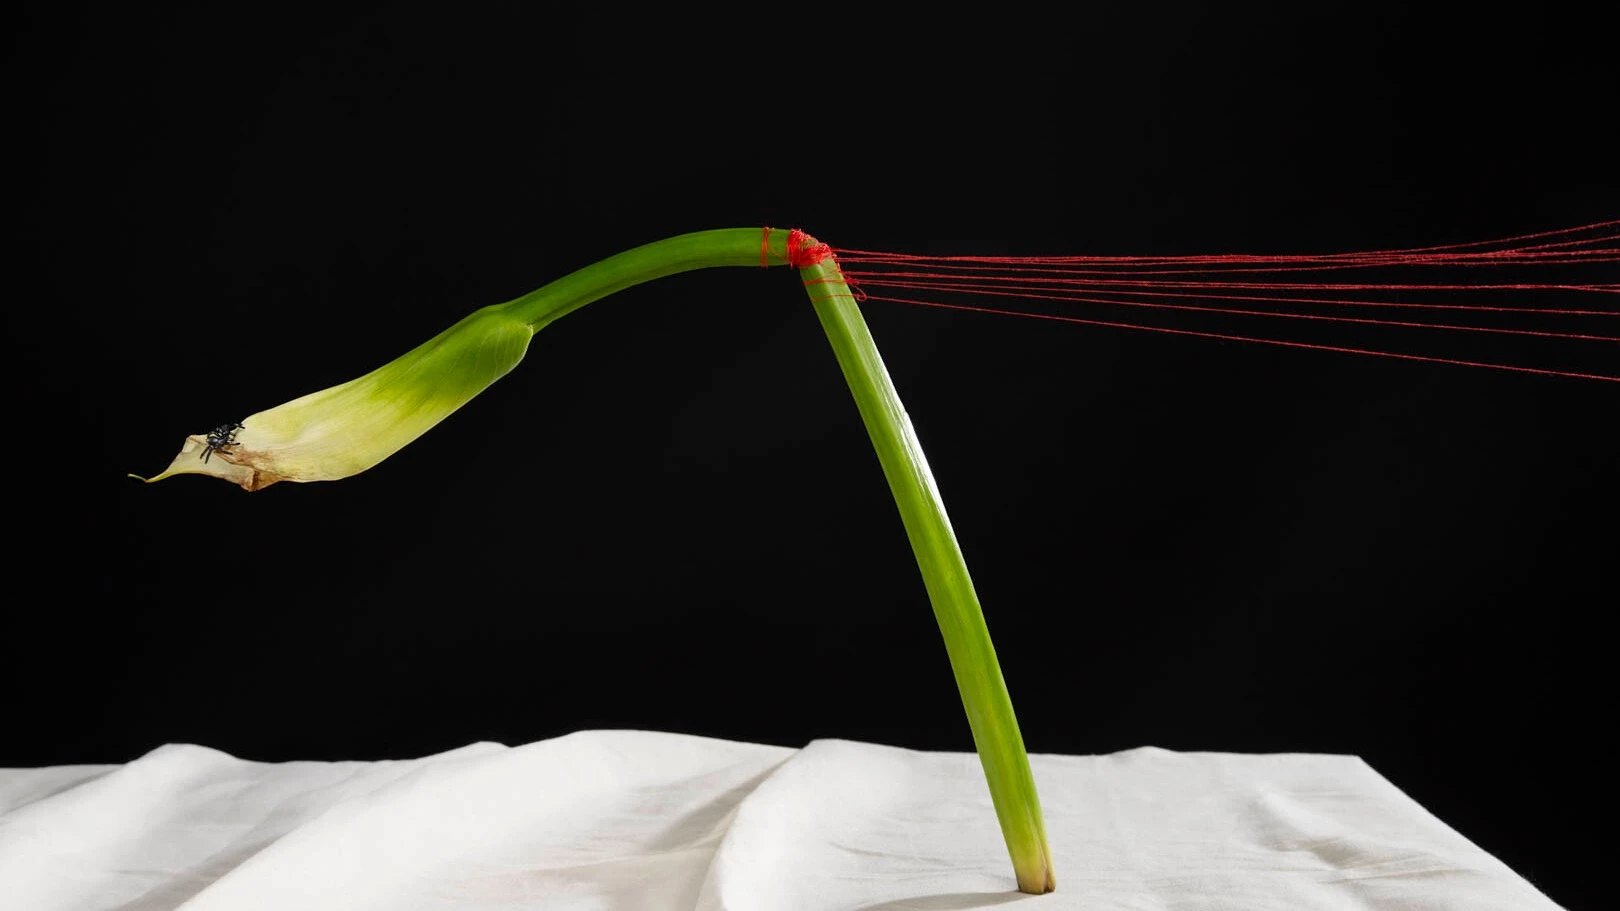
(7, 4, 1614, 908)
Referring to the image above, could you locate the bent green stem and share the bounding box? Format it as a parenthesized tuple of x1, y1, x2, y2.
(509, 228, 1054, 892)
(796, 248, 1055, 894)
(499, 227, 789, 329)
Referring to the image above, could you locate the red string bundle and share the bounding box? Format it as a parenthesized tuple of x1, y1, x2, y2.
(819, 220, 1620, 383)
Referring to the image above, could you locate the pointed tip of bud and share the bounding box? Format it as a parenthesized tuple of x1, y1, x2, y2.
(135, 434, 286, 491)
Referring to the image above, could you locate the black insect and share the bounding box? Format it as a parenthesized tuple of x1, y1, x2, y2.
(201, 421, 245, 464)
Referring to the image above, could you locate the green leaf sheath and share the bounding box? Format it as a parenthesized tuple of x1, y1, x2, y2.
(486, 227, 1053, 893)
(796, 255, 1056, 894)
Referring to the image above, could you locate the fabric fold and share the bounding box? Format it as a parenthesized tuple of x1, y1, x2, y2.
(0, 733, 1561, 910)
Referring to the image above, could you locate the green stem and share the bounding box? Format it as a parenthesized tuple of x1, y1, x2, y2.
(499, 228, 791, 329)
(497, 226, 1054, 893)
(797, 247, 1056, 894)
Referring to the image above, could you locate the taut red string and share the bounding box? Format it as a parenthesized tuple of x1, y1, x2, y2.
(824, 220, 1620, 383)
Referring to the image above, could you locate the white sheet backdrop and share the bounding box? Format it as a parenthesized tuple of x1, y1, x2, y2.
(0, 731, 1562, 910)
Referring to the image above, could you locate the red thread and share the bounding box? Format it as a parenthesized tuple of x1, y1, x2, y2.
(760, 226, 772, 268)
(786, 229, 834, 269)
(819, 220, 1620, 383)
(865, 294, 1620, 384)
(831, 219, 1620, 267)
(847, 279, 1620, 342)
(801, 271, 867, 302)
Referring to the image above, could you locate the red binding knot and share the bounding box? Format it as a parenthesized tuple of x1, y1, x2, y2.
(761, 226, 835, 269)
(764, 225, 861, 298)
(785, 228, 833, 269)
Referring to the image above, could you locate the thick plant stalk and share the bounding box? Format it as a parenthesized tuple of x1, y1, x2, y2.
(796, 242, 1056, 894)
(135, 226, 1056, 893)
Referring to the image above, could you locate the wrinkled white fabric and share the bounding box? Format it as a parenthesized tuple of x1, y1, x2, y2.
(0, 731, 1561, 910)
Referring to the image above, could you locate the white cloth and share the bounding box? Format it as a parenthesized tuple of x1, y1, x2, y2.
(0, 731, 1560, 910)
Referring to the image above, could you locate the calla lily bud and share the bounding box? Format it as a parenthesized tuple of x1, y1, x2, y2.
(135, 306, 534, 491)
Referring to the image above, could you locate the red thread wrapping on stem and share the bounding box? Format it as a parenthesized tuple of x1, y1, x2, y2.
(786, 229, 833, 269)
(768, 225, 864, 299)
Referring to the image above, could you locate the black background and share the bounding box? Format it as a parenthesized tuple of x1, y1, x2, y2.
(7, 4, 1615, 908)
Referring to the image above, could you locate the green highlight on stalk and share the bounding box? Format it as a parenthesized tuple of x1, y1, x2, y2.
(132, 227, 1057, 895)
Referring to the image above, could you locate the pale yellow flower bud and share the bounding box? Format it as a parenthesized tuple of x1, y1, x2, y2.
(134, 306, 533, 491)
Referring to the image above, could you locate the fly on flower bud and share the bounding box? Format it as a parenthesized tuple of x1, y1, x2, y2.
(133, 306, 534, 491)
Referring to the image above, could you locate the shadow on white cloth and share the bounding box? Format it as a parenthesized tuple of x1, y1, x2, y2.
(0, 731, 1562, 910)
